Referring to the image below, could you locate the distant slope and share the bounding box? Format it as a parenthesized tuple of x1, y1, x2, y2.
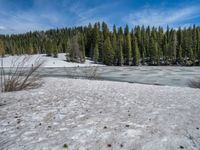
(0, 53, 105, 68)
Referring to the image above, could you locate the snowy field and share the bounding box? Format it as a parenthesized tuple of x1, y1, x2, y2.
(0, 53, 104, 68)
(0, 78, 200, 150)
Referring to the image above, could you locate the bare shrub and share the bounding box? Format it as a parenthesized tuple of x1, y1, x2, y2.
(63, 66, 98, 80)
(188, 80, 200, 89)
(83, 67, 98, 79)
(0, 55, 44, 92)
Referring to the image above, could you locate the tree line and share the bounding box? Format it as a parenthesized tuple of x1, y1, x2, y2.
(0, 22, 200, 66)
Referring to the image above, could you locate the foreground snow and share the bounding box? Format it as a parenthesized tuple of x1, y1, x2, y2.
(0, 53, 104, 67)
(0, 78, 200, 150)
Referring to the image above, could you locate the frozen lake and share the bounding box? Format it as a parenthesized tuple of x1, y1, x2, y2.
(2, 66, 200, 87)
(34, 66, 200, 87)
(1, 55, 200, 87)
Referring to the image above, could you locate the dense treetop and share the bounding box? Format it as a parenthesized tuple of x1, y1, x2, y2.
(0, 22, 200, 66)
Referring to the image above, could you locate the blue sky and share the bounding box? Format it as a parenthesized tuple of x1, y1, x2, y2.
(0, 0, 200, 34)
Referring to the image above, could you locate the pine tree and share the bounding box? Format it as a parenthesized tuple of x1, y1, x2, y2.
(49, 39, 57, 57)
(124, 25, 132, 65)
(145, 26, 151, 59)
(141, 26, 147, 64)
(78, 33, 85, 62)
(92, 24, 99, 62)
(103, 37, 114, 65)
(116, 27, 124, 66)
(169, 30, 177, 63)
(149, 36, 159, 65)
(183, 28, 194, 63)
(192, 25, 197, 60)
(157, 26, 164, 61)
(70, 34, 80, 62)
(27, 42, 34, 54)
(149, 36, 154, 64)
(155, 42, 160, 65)
(197, 30, 200, 63)
(45, 40, 52, 56)
(112, 25, 118, 65)
(93, 43, 99, 63)
(53, 50, 58, 58)
(0, 39, 5, 57)
(178, 45, 183, 64)
(132, 38, 140, 65)
(85, 23, 93, 57)
(177, 27, 183, 63)
(66, 38, 72, 61)
(102, 22, 109, 40)
(98, 32, 104, 62)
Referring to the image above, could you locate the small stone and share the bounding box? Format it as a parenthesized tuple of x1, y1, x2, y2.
(179, 145, 184, 149)
(107, 144, 112, 147)
(63, 143, 68, 148)
(128, 114, 131, 117)
(17, 119, 21, 124)
(48, 126, 51, 128)
(39, 123, 42, 126)
(125, 125, 130, 127)
(104, 126, 107, 129)
(120, 144, 123, 147)
(196, 127, 199, 130)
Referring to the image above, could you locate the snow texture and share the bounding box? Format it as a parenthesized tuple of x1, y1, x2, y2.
(0, 53, 104, 68)
(0, 78, 200, 150)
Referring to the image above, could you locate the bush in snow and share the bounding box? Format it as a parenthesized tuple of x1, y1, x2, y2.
(188, 80, 200, 89)
(0, 56, 44, 92)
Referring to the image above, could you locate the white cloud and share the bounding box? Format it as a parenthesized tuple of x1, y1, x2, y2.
(0, 25, 6, 30)
(125, 5, 200, 27)
(0, 12, 53, 34)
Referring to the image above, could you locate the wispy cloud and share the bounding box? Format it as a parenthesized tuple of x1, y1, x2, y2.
(0, 0, 115, 34)
(124, 5, 200, 27)
(0, 0, 200, 34)
(0, 0, 74, 34)
(68, 1, 119, 26)
(0, 10, 54, 34)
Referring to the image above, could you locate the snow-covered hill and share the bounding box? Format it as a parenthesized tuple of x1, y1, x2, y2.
(0, 53, 104, 68)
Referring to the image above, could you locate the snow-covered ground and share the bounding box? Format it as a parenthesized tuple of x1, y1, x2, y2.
(0, 78, 200, 150)
(0, 53, 104, 67)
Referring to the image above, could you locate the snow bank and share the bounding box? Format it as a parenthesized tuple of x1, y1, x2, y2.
(0, 78, 200, 150)
(0, 53, 104, 68)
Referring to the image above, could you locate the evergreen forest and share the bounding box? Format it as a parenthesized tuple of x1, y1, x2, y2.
(0, 22, 200, 66)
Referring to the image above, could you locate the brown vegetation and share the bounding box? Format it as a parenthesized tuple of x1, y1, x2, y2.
(0, 56, 43, 92)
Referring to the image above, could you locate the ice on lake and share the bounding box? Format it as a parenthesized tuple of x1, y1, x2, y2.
(37, 66, 200, 87)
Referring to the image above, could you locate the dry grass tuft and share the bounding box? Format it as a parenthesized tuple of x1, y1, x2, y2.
(188, 80, 200, 89)
(0, 56, 44, 92)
